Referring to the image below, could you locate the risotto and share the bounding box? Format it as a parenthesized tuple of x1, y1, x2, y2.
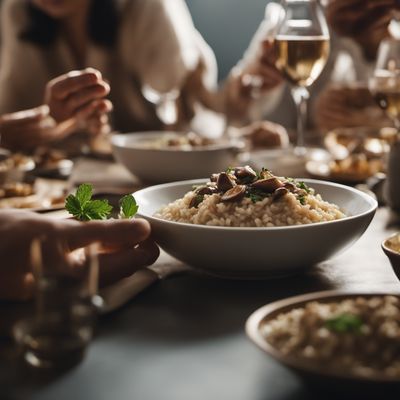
(155, 166, 345, 227)
(263, 295, 400, 379)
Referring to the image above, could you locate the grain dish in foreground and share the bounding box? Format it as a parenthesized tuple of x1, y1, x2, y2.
(155, 166, 346, 227)
(263, 295, 400, 379)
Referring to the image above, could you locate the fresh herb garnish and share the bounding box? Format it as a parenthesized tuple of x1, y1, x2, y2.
(226, 166, 234, 174)
(298, 195, 307, 205)
(297, 181, 311, 193)
(119, 195, 139, 219)
(246, 187, 269, 203)
(325, 313, 363, 334)
(65, 183, 113, 221)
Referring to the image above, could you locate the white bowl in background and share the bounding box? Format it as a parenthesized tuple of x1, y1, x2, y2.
(111, 132, 244, 183)
(134, 178, 377, 279)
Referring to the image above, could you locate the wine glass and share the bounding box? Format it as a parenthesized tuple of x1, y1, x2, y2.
(274, 0, 330, 155)
(368, 38, 400, 133)
(142, 84, 180, 128)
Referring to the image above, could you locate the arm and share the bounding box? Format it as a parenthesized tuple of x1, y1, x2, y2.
(0, 69, 112, 151)
(326, 0, 399, 60)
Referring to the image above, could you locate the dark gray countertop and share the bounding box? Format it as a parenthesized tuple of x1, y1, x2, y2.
(1, 207, 400, 400)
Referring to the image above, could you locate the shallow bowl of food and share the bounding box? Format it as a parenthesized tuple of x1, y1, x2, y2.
(0, 153, 35, 185)
(246, 291, 400, 393)
(134, 168, 377, 278)
(111, 131, 244, 183)
(382, 232, 400, 282)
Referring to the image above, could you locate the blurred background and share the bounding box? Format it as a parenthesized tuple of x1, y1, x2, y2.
(187, 0, 271, 80)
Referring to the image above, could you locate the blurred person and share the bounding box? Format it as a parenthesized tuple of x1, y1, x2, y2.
(0, 68, 112, 151)
(0, 209, 159, 301)
(313, 0, 400, 132)
(0, 0, 284, 134)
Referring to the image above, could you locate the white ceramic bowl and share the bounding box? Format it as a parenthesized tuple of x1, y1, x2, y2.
(111, 132, 244, 183)
(134, 178, 377, 278)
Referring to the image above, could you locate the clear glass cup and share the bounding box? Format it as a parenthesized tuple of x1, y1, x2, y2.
(274, 0, 330, 155)
(13, 242, 103, 370)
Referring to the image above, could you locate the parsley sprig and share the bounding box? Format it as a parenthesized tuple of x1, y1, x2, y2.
(325, 313, 363, 334)
(65, 184, 138, 221)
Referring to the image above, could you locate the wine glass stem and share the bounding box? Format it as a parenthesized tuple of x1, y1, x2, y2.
(291, 86, 310, 155)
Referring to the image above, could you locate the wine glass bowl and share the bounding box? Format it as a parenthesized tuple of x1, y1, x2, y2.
(274, 0, 330, 153)
(368, 39, 400, 131)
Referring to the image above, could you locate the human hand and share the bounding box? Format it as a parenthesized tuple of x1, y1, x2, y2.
(314, 84, 391, 131)
(235, 40, 283, 102)
(45, 68, 112, 125)
(0, 105, 78, 151)
(326, 0, 398, 60)
(0, 210, 159, 301)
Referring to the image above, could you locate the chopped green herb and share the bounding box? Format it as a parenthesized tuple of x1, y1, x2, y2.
(325, 313, 363, 334)
(297, 181, 311, 193)
(298, 195, 307, 205)
(245, 188, 269, 203)
(226, 166, 234, 174)
(119, 195, 139, 219)
(65, 183, 112, 220)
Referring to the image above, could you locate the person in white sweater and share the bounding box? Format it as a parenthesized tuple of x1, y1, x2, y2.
(0, 0, 284, 135)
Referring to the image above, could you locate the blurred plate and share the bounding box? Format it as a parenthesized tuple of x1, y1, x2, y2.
(306, 159, 380, 184)
(0, 179, 68, 211)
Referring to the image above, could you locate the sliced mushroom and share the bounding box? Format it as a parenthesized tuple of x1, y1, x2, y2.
(195, 185, 218, 196)
(189, 194, 204, 208)
(234, 166, 257, 182)
(283, 181, 296, 192)
(272, 187, 289, 201)
(251, 177, 283, 193)
(217, 172, 236, 192)
(221, 185, 246, 202)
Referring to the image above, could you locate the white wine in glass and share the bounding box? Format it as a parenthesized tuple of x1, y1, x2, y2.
(274, 0, 330, 155)
(274, 36, 330, 87)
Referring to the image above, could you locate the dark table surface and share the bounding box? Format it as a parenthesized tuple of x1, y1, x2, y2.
(1, 207, 400, 400)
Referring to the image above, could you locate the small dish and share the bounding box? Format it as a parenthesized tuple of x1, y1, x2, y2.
(251, 147, 331, 178)
(134, 178, 377, 278)
(0, 178, 68, 211)
(382, 232, 400, 281)
(246, 291, 400, 393)
(111, 131, 244, 183)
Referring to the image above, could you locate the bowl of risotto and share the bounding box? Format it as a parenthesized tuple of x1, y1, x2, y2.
(111, 131, 244, 183)
(246, 291, 400, 390)
(133, 166, 377, 278)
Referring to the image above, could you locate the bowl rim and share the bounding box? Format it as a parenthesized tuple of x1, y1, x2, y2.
(134, 178, 378, 231)
(382, 232, 400, 257)
(111, 131, 245, 153)
(245, 290, 400, 383)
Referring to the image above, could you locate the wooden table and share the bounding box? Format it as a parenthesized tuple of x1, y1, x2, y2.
(1, 200, 399, 400)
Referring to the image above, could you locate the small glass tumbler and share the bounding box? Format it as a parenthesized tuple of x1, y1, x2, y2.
(13, 245, 103, 370)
